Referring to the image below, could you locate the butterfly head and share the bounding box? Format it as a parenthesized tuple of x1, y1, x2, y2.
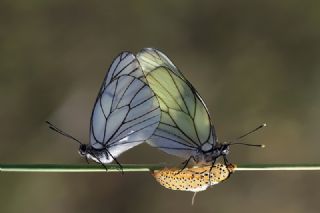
(220, 143, 230, 156)
(207, 143, 230, 162)
(201, 123, 267, 163)
(78, 144, 88, 156)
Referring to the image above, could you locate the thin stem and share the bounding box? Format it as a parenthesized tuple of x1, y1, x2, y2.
(234, 163, 320, 171)
(0, 164, 163, 173)
(0, 163, 320, 173)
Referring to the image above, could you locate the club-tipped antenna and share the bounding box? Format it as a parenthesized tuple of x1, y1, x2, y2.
(229, 123, 267, 148)
(236, 123, 267, 140)
(230, 142, 265, 148)
(46, 121, 83, 145)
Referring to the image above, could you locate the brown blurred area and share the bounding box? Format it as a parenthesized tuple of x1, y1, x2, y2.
(0, 1, 320, 212)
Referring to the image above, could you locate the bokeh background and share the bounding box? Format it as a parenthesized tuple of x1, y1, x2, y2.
(1, 1, 320, 212)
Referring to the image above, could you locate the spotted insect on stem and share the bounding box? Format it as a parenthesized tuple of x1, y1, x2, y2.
(152, 163, 236, 192)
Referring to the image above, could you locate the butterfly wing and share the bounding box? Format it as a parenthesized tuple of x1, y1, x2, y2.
(137, 48, 216, 159)
(137, 48, 184, 78)
(90, 52, 160, 160)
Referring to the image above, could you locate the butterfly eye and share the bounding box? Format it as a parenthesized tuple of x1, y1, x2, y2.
(79, 144, 87, 156)
(221, 146, 230, 155)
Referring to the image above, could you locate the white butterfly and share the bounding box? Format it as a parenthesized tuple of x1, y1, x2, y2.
(136, 48, 265, 166)
(48, 52, 160, 166)
(48, 48, 264, 168)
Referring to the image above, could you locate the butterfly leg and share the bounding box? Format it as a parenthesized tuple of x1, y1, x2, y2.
(176, 156, 196, 175)
(105, 149, 124, 175)
(209, 159, 217, 172)
(90, 152, 109, 172)
(208, 159, 217, 186)
(112, 157, 124, 175)
(223, 155, 230, 166)
(100, 162, 109, 172)
(85, 155, 90, 164)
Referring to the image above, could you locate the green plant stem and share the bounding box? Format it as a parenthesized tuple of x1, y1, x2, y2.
(234, 164, 320, 171)
(1, 163, 320, 173)
(0, 164, 163, 173)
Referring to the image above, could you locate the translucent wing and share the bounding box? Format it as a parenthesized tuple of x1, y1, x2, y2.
(137, 48, 212, 116)
(90, 52, 160, 160)
(101, 52, 148, 90)
(137, 48, 184, 78)
(137, 48, 216, 159)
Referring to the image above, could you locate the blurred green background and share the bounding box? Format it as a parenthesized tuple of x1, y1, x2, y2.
(1, 0, 320, 212)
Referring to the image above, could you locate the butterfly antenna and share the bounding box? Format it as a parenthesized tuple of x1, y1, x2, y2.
(46, 121, 83, 145)
(230, 142, 265, 148)
(236, 123, 267, 140)
(229, 123, 267, 148)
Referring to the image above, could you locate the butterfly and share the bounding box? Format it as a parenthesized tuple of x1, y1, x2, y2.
(47, 51, 161, 169)
(136, 48, 265, 168)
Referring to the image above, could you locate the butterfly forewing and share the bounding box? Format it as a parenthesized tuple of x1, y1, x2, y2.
(90, 52, 160, 159)
(137, 48, 183, 78)
(103, 52, 146, 87)
(137, 48, 216, 158)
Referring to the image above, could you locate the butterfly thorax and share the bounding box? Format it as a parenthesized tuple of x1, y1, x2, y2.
(78, 144, 112, 164)
(195, 143, 230, 163)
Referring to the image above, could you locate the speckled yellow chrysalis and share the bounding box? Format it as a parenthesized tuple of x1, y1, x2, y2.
(152, 163, 236, 192)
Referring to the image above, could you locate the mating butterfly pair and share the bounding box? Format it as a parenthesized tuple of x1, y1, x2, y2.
(48, 48, 264, 170)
